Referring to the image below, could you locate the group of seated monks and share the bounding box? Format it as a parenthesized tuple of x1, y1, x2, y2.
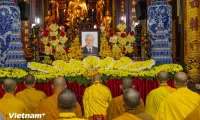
(0, 71, 200, 120)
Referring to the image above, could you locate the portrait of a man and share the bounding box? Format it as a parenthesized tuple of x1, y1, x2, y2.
(81, 30, 100, 57)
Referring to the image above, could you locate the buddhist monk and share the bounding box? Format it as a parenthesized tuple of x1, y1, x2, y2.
(0, 78, 31, 120)
(106, 78, 145, 120)
(16, 74, 47, 113)
(145, 71, 176, 118)
(35, 77, 82, 120)
(83, 73, 112, 118)
(155, 72, 200, 120)
(113, 89, 154, 120)
(185, 81, 200, 120)
(57, 89, 86, 120)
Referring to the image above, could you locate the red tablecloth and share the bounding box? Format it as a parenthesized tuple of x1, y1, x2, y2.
(0, 78, 174, 106)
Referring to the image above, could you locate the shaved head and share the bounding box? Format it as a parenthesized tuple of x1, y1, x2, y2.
(58, 89, 77, 111)
(158, 71, 169, 83)
(93, 73, 101, 81)
(123, 88, 140, 109)
(3, 78, 17, 93)
(53, 77, 66, 89)
(174, 72, 188, 88)
(24, 74, 35, 85)
(122, 78, 133, 90)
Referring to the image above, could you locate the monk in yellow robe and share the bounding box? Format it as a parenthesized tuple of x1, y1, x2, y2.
(56, 89, 86, 120)
(113, 89, 154, 120)
(83, 73, 112, 118)
(145, 72, 176, 118)
(185, 105, 200, 120)
(155, 72, 200, 120)
(106, 78, 145, 120)
(35, 77, 82, 120)
(185, 81, 200, 120)
(16, 74, 47, 113)
(0, 78, 31, 120)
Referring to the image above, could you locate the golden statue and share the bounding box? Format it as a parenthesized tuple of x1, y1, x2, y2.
(45, 11, 53, 25)
(65, 0, 87, 27)
(49, 0, 59, 21)
(103, 11, 112, 32)
(96, 0, 105, 24)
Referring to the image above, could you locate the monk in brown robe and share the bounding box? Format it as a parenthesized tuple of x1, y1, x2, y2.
(16, 74, 47, 113)
(57, 89, 86, 120)
(35, 77, 82, 120)
(113, 89, 154, 120)
(106, 78, 144, 120)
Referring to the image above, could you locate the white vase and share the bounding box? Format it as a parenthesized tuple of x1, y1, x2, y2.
(147, 0, 172, 64)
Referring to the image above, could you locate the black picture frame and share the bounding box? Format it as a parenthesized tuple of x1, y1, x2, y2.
(80, 29, 100, 58)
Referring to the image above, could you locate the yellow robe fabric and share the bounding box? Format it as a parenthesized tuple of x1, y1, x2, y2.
(16, 87, 47, 113)
(145, 83, 176, 118)
(57, 113, 86, 120)
(185, 105, 200, 120)
(83, 83, 112, 118)
(0, 93, 31, 120)
(155, 87, 200, 120)
(35, 90, 82, 120)
(106, 95, 144, 120)
(113, 113, 141, 120)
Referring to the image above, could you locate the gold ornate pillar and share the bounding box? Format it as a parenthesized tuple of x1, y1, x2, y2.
(184, 0, 200, 81)
(112, 0, 116, 32)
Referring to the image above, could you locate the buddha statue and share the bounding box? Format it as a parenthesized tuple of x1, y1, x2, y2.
(49, 0, 59, 21)
(45, 11, 53, 25)
(65, 0, 87, 27)
(103, 11, 112, 32)
(96, 0, 105, 24)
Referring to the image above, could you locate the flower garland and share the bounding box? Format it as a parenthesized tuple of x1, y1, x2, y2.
(83, 56, 100, 69)
(27, 62, 58, 73)
(0, 57, 183, 84)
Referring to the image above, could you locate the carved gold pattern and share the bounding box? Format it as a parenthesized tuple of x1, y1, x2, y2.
(184, 0, 200, 82)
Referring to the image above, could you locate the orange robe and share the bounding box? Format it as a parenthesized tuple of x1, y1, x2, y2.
(185, 105, 200, 120)
(106, 95, 144, 120)
(145, 83, 176, 118)
(16, 87, 47, 113)
(113, 113, 141, 120)
(155, 87, 200, 120)
(35, 90, 82, 120)
(0, 93, 31, 120)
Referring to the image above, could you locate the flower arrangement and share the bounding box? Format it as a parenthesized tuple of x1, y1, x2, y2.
(117, 20, 127, 32)
(108, 31, 136, 58)
(40, 20, 68, 56)
(65, 37, 83, 60)
(0, 57, 183, 84)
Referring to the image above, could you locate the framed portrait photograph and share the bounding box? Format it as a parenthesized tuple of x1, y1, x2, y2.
(80, 29, 100, 57)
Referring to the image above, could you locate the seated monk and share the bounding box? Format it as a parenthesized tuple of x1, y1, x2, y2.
(16, 74, 47, 113)
(106, 78, 145, 120)
(83, 73, 112, 118)
(35, 77, 82, 120)
(57, 89, 86, 120)
(185, 81, 200, 120)
(155, 72, 200, 120)
(145, 71, 176, 118)
(113, 89, 154, 120)
(0, 78, 31, 120)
